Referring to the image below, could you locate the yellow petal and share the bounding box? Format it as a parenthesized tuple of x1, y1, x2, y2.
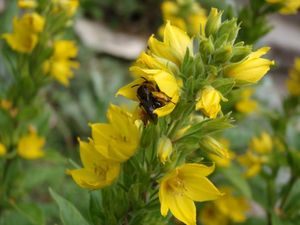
(67, 164, 120, 189)
(78, 139, 105, 168)
(148, 35, 180, 65)
(159, 180, 170, 216)
(179, 163, 215, 177)
(224, 47, 274, 83)
(116, 78, 145, 101)
(67, 168, 108, 189)
(163, 21, 192, 61)
(154, 93, 178, 117)
(0, 143, 7, 156)
(167, 194, 196, 225)
(152, 70, 179, 98)
(184, 176, 223, 202)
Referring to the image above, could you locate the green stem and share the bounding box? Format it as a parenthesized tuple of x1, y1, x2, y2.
(280, 176, 297, 210)
(267, 179, 275, 225)
(0, 158, 14, 214)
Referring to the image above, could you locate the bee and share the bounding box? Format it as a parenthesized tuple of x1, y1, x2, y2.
(133, 77, 174, 124)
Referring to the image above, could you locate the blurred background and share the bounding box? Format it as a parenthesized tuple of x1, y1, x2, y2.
(0, 0, 299, 224)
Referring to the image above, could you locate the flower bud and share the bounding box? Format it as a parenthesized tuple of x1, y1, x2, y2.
(224, 47, 275, 83)
(0, 143, 7, 156)
(200, 136, 229, 158)
(213, 45, 232, 64)
(157, 136, 173, 164)
(205, 8, 222, 37)
(196, 86, 226, 119)
(199, 38, 214, 58)
(217, 19, 239, 43)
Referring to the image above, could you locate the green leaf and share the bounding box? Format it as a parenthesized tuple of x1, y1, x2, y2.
(10, 202, 45, 225)
(283, 179, 300, 215)
(212, 78, 236, 96)
(178, 114, 234, 143)
(49, 188, 90, 225)
(89, 191, 104, 225)
(0, 209, 32, 225)
(221, 164, 252, 198)
(271, 212, 283, 225)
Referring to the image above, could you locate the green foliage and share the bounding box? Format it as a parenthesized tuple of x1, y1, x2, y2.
(80, 0, 162, 31)
(50, 188, 90, 225)
(221, 165, 252, 198)
(10, 202, 45, 225)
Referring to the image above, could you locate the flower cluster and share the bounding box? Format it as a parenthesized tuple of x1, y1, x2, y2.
(67, 105, 140, 189)
(3, 0, 79, 86)
(18, 0, 79, 16)
(159, 0, 207, 36)
(235, 88, 258, 114)
(43, 40, 79, 86)
(68, 8, 274, 225)
(266, 0, 300, 15)
(238, 132, 273, 177)
(0, 0, 79, 164)
(200, 187, 249, 225)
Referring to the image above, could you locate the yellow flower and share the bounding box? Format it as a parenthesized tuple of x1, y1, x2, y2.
(117, 70, 180, 118)
(200, 187, 249, 225)
(196, 86, 226, 119)
(235, 100, 258, 113)
(91, 104, 140, 163)
(159, 1, 186, 35)
(3, 13, 45, 53)
(250, 132, 273, 154)
(235, 88, 258, 113)
(52, 0, 79, 16)
(0, 143, 7, 156)
(286, 58, 300, 96)
(18, 0, 38, 9)
(44, 40, 79, 86)
(157, 136, 173, 164)
(149, 21, 193, 66)
(161, 1, 179, 19)
(159, 163, 222, 225)
(159, 1, 206, 36)
(224, 47, 275, 83)
(200, 202, 227, 225)
(266, 0, 300, 14)
(1, 99, 13, 110)
(238, 151, 267, 177)
(238, 132, 272, 177)
(67, 140, 120, 189)
(208, 139, 235, 168)
(216, 187, 249, 222)
(17, 130, 45, 160)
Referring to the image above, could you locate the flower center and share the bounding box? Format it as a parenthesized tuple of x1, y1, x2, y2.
(168, 177, 186, 195)
(93, 164, 108, 180)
